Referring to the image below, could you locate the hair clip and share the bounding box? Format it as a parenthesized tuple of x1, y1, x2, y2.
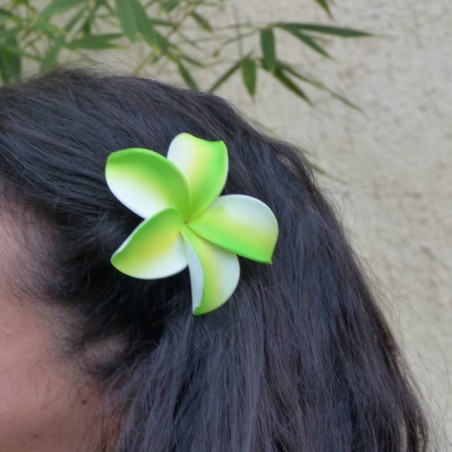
(105, 133, 278, 315)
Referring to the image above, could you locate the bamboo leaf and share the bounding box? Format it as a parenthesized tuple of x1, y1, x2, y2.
(131, 0, 166, 54)
(327, 91, 363, 111)
(208, 60, 241, 92)
(275, 61, 323, 88)
(27, 18, 65, 34)
(161, 0, 178, 12)
(276, 24, 330, 58)
(314, 0, 332, 16)
(40, 45, 59, 71)
(0, 45, 36, 59)
(273, 67, 312, 104)
(0, 9, 14, 23)
(148, 18, 173, 27)
(115, 0, 137, 42)
(260, 28, 276, 72)
(241, 57, 256, 96)
(36, 0, 84, 21)
(63, 5, 86, 32)
(0, 9, 13, 17)
(66, 33, 123, 50)
(190, 11, 212, 32)
(179, 54, 204, 68)
(0, 36, 21, 83)
(131, 0, 155, 45)
(81, 18, 90, 35)
(0, 27, 20, 40)
(278, 22, 372, 38)
(277, 60, 362, 111)
(176, 60, 199, 90)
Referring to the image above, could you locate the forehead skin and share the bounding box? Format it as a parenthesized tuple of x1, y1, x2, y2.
(0, 209, 102, 451)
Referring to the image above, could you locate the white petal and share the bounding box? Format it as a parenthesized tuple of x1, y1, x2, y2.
(167, 133, 228, 219)
(111, 208, 188, 279)
(106, 148, 189, 219)
(181, 227, 240, 315)
(188, 195, 278, 263)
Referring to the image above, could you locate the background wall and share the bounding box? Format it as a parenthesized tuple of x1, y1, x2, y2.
(208, 0, 451, 445)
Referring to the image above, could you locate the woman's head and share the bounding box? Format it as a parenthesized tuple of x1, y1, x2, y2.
(0, 68, 428, 451)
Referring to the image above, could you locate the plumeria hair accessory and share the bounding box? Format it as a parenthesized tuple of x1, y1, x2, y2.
(105, 133, 278, 315)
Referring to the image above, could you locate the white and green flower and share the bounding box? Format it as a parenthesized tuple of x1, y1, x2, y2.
(105, 133, 278, 315)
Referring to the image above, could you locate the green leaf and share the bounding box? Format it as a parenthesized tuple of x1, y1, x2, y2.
(314, 0, 332, 16)
(0, 45, 35, 59)
(161, 0, 178, 12)
(241, 57, 256, 96)
(273, 67, 312, 104)
(0, 9, 14, 23)
(0, 36, 21, 83)
(279, 61, 360, 108)
(327, 91, 363, 112)
(274, 61, 323, 88)
(81, 18, 90, 35)
(190, 11, 212, 32)
(179, 54, 204, 68)
(27, 18, 65, 34)
(276, 24, 330, 58)
(63, 5, 86, 32)
(177, 60, 198, 90)
(40, 44, 60, 71)
(276, 61, 362, 110)
(131, 0, 166, 54)
(260, 28, 276, 72)
(0, 27, 20, 40)
(208, 60, 241, 92)
(66, 33, 123, 50)
(115, 0, 137, 42)
(148, 18, 173, 27)
(280, 22, 372, 38)
(36, 0, 84, 21)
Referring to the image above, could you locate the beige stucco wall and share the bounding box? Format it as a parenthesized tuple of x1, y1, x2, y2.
(215, 0, 451, 445)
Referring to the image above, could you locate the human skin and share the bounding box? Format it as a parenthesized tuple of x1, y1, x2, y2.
(0, 214, 101, 451)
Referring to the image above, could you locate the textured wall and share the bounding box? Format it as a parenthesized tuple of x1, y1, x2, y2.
(214, 0, 452, 445)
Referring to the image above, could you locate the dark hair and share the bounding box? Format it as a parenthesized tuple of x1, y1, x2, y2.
(0, 68, 428, 451)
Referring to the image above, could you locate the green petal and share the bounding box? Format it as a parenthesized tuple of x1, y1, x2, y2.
(106, 148, 190, 219)
(181, 227, 240, 315)
(111, 208, 187, 279)
(188, 195, 278, 263)
(167, 133, 228, 219)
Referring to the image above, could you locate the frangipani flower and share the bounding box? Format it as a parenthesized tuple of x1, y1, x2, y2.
(105, 133, 278, 315)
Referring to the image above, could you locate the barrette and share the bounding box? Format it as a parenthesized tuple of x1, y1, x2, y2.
(105, 133, 278, 315)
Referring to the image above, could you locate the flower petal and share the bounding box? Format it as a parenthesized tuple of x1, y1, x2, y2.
(111, 208, 187, 279)
(106, 148, 190, 219)
(167, 133, 228, 219)
(181, 227, 240, 315)
(188, 195, 278, 263)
